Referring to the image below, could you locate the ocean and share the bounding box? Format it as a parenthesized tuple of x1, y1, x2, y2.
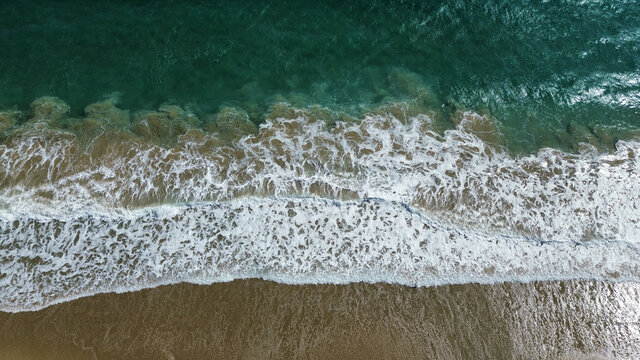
(0, 0, 639, 358)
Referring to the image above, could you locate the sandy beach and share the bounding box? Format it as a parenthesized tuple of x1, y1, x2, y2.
(1, 279, 638, 360)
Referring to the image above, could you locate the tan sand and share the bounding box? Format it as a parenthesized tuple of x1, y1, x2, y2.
(1, 280, 638, 360)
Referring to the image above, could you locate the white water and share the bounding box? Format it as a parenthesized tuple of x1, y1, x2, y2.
(1, 197, 639, 313)
(1, 111, 640, 311)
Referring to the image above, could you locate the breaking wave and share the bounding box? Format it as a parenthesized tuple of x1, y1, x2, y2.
(1, 104, 640, 311)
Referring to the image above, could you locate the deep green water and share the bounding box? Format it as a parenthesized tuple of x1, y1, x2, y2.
(0, 0, 638, 151)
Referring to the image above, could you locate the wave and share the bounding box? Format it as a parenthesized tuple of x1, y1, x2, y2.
(1, 105, 640, 311)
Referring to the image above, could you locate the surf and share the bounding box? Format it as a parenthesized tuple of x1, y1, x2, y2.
(1, 197, 639, 313)
(2, 106, 640, 312)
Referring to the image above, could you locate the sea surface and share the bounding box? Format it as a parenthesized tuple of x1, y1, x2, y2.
(0, 0, 639, 358)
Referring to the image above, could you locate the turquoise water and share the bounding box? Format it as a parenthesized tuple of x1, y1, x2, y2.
(3, 0, 640, 316)
(0, 0, 638, 151)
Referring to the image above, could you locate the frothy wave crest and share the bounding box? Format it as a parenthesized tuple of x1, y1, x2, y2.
(1, 110, 640, 311)
(2, 111, 639, 240)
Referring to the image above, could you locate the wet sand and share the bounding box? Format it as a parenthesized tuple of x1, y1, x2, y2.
(1, 279, 638, 359)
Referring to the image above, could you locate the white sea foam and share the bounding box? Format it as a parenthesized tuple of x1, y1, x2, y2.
(1, 111, 640, 311)
(1, 112, 640, 241)
(1, 197, 639, 313)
